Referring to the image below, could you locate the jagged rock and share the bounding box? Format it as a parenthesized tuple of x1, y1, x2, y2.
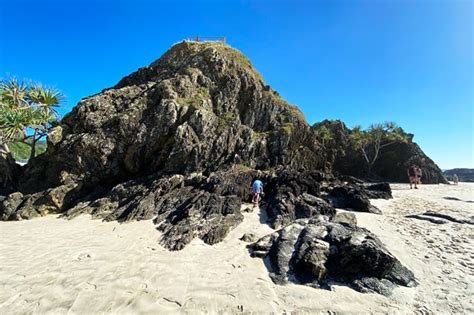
(0, 150, 21, 195)
(0, 192, 24, 220)
(18, 41, 321, 197)
(248, 220, 417, 295)
(363, 182, 392, 199)
(0, 41, 443, 258)
(351, 277, 394, 296)
(64, 174, 185, 221)
(327, 184, 381, 214)
(261, 169, 336, 229)
(4, 42, 325, 236)
(154, 190, 243, 250)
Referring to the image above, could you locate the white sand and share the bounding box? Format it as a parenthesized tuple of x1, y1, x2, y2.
(1, 183, 473, 314)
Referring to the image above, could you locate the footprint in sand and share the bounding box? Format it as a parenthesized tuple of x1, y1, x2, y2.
(79, 281, 97, 291)
(74, 253, 92, 261)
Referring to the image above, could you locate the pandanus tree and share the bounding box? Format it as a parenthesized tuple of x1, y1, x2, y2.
(350, 121, 409, 175)
(0, 78, 64, 160)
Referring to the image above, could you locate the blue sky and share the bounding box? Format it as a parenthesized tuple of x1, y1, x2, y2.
(0, 0, 472, 169)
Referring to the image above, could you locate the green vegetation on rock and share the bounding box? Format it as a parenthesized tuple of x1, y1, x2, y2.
(280, 122, 293, 135)
(313, 125, 333, 148)
(183, 41, 265, 83)
(350, 122, 410, 174)
(251, 130, 270, 140)
(9, 140, 47, 161)
(177, 86, 210, 106)
(217, 112, 237, 132)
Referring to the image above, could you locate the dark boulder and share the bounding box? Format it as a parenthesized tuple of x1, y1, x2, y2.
(261, 169, 336, 229)
(326, 184, 381, 214)
(248, 220, 417, 295)
(363, 182, 392, 199)
(0, 149, 21, 196)
(154, 190, 243, 250)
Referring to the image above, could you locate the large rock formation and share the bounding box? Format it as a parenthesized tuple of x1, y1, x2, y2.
(444, 168, 474, 182)
(249, 218, 417, 296)
(315, 120, 447, 184)
(0, 41, 431, 294)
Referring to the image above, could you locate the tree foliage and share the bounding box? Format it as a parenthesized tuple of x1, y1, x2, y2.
(314, 125, 333, 148)
(350, 121, 409, 174)
(0, 78, 63, 160)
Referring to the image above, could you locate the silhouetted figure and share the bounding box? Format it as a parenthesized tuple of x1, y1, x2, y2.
(407, 165, 418, 189)
(416, 166, 422, 185)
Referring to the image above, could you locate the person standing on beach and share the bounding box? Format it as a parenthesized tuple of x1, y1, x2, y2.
(251, 179, 264, 208)
(407, 165, 418, 189)
(416, 166, 422, 185)
(453, 174, 459, 185)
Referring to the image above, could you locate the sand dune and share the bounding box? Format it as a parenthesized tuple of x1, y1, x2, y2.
(1, 183, 473, 313)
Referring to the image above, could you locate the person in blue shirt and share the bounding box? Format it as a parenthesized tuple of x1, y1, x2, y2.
(251, 179, 264, 208)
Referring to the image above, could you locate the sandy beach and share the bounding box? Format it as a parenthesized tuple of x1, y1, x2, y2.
(1, 183, 473, 314)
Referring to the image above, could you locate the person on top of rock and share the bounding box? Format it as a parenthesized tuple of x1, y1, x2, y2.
(251, 178, 264, 208)
(453, 174, 459, 185)
(407, 164, 418, 189)
(415, 166, 422, 185)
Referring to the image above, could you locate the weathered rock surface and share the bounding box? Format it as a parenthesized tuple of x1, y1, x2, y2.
(0, 150, 21, 195)
(332, 211, 357, 227)
(261, 169, 335, 229)
(0, 41, 421, 295)
(248, 219, 417, 295)
(327, 184, 382, 214)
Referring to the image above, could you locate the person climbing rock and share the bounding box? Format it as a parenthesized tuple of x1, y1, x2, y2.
(251, 179, 264, 208)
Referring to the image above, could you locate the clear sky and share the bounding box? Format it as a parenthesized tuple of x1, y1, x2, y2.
(1, 0, 472, 169)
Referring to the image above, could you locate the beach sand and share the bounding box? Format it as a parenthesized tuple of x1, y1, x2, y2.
(1, 183, 473, 314)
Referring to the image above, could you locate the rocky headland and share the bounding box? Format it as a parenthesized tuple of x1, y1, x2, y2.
(0, 41, 447, 295)
(444, 168, 474, 182)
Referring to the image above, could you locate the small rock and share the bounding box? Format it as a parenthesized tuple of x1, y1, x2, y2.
(332, 211, 357, 227)
(240, 233, 257, 242)
(242, 207, 253, 213)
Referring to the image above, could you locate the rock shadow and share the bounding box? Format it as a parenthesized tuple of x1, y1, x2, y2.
(443, 196, 474, 203)
(406, 211, 474, 225)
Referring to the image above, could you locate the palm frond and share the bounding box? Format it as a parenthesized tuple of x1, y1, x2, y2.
(0, 107, 29, 141)
(0, 78, 29, 108)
